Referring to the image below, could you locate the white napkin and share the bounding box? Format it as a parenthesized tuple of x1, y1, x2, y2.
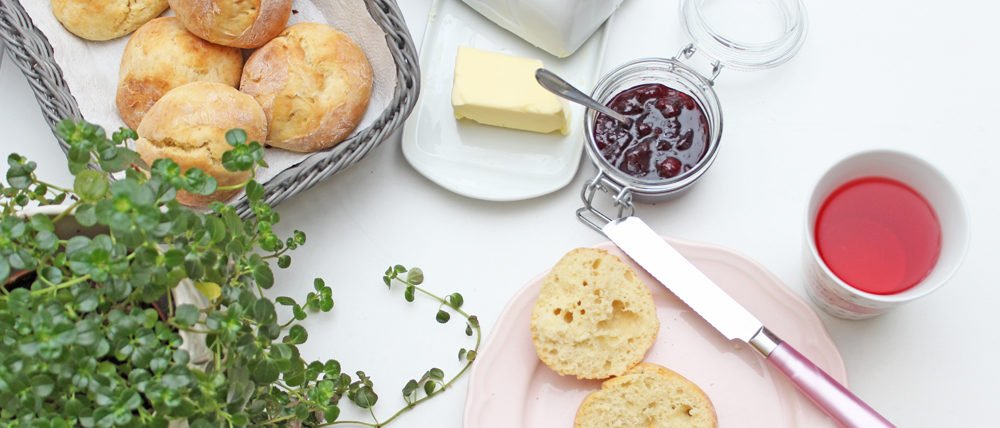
(17, 0, 398, 185)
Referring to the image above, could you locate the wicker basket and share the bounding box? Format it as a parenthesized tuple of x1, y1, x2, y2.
(0, 0, 420, 217)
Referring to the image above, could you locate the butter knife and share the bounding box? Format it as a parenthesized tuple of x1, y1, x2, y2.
(602, 216, 895, 428)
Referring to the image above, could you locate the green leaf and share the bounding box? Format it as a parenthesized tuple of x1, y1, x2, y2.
(225, 129, 248, 146)
(194, 282, 221, 301)
(270, 343, 293, 361)
(149, 158, 181, 181)
(0, 257, 8, 284)
(466, 350, 477, 362)
(252, 299, 276, 324)
(285, 325, 308, 345)
(423, 381, 437, 396)
(245, 180, 264, 202)
(163, 249, 184, 267)
(352, 386, 378, 408)
(323, 405, 341, 423)
(435, 310, 451, 324)
(447, 293, 464, 309)
(73, 169, 109, 201)
(75, 203, 98, 227)
(221, 141, 264, 172)
(6, 155, 35, 189)
(31, 375, 54, 398)
(252, 360, 279, 384)
(36, 230, 58, 250)
(428, 368, 445, 382)
(313, 278, 325, 291)
(183, 168, 217, 195)
(8, 249, 36, 271)
(275, 296, 295, 306)
(174, 304, 199, 327)
(204, 216, 225, 243)
(29, 214, 55, 232)
(277, 255, 291, 269)
(324, 360, 342, 378)
(404, 286, 415, 302)
(253, 263, 274, 289)
(71, 287, 100, 312)
(465, 324, 473, 336)
(230, 413, 249, 426)
(292, 305, 306, 321)
(319, 296, 334, 312)
(458, 348, 467, 361)
(97, 147, 140, 173)
(402, 379, 418, 401)
(407, 267, 424, 285)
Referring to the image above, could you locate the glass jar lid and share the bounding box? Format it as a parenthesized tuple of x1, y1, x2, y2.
(679, 0, 808, 71)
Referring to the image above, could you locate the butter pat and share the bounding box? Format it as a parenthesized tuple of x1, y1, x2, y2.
(452, 47, 570, 135)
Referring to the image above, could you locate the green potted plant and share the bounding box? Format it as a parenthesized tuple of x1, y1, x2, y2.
(0, 121, 480, 427)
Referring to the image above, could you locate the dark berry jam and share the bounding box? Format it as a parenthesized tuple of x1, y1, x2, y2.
(593, 83, 710, 180)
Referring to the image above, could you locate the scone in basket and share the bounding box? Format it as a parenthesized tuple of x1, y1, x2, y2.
(0, 0, 419, 216)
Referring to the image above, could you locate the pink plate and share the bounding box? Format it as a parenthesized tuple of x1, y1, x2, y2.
(464, 238, 846, 427)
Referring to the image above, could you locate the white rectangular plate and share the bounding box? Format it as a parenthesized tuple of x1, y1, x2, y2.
(401, 0, 611, 201)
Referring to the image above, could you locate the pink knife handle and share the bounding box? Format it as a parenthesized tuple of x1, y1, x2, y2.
(767, 341, 895, 428)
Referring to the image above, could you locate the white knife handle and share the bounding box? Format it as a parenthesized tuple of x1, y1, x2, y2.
(753, 328, 896, 428)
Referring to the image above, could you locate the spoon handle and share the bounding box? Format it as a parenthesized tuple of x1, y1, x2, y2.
(535, 69, 631, 125)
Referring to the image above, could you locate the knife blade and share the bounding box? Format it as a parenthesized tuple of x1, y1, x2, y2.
(602, 216, 895, 428)
(603, 216, 762, 342)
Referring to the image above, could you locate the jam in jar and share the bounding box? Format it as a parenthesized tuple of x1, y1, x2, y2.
(593, 83, 710, 180)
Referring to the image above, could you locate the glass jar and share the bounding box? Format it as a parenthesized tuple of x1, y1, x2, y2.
(578, 0, 808, 230)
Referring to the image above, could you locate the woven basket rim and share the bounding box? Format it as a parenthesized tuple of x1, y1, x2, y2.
(0, 0, 421, 217)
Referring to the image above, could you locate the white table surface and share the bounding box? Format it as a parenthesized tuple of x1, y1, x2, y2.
(2, 0, 998, 426)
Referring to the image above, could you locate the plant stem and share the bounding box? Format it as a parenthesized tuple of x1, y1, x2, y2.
(51, 200, 82, 224)
(29, 274, 90, 296)
(34, 179, 72, 194)
(166, 320, 212, 335)
(263, 414, 299, 426)
(325, 421, 377, 427)
(215, 171, 256, 192)
(319, 277, 483, 428)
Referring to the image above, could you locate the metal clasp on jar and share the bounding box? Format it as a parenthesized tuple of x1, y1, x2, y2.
(675, 44, 723, 85)
(577, 171, 635, 232)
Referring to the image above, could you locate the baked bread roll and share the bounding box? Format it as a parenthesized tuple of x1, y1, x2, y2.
(240, 23, 373, 152)
(167, 0, 292, 48)
(117, 17, 244, 130)
(51, 0, 168, 41)
(136, 82, 267, 207)
(531, 248, 659, 380)
(575, 363, 717, 428)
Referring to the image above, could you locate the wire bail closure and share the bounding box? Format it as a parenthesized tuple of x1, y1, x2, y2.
(675, 43, 723, 85)
(577, 171, 635, 232)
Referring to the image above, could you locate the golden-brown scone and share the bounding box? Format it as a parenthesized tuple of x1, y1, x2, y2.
(167, 0, 292, 48)
(117, 17, 244, 130)
(531, 248, 660, 380)
(240, 23, 373, 153)
(575, 363, 717, 428)
(136, 82, 267, 207)
(51, 0, 169, 41)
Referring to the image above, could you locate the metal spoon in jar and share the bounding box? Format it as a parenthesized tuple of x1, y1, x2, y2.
(535, 68, 632, 126)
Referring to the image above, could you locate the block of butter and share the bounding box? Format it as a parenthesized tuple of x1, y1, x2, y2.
(452, 47, 570, 135)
